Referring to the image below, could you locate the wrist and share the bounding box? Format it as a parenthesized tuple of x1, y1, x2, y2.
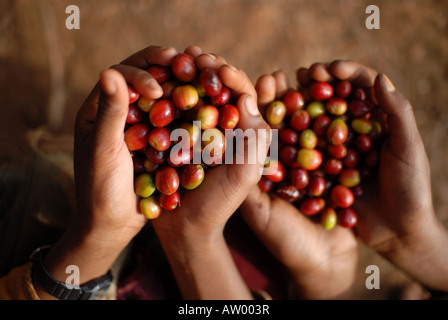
(380, 214, 448, 292)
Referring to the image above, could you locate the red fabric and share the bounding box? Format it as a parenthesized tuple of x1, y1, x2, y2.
(117, 214, 289, 300)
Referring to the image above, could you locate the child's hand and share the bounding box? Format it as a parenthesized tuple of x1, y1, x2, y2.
(151, 47, 270, 239)
(35, 46, 180, 299)
(303, 61, 448, 292)
(147, 46, 271, 300)
(240, 71, 358, 299)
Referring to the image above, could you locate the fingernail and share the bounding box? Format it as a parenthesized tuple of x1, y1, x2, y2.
(102, 75, 117, 95)
(204, 53, 216, 60)
(244, 95, 259, 116)
(226, 64, 238, 72)
(380, 74, 395, 92)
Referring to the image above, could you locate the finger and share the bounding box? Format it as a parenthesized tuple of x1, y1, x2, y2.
(309, 63, 333, 82)
(255, 74, 276, 115)
(196, 53, 228, 70)
(218, 64, 257, 99)
(111, 64, 163, 99)
(296, 67, 311, 88)
(272, 70, 289, 99)
(94, 69, 129, 150)
(75, 82, 101, 138)
(184, 45, 202, 58)
(329, 60, 378, 88)
(240, 186, 322, 268)
(120, 45, 178, 69)
(374, 74, 421, 158)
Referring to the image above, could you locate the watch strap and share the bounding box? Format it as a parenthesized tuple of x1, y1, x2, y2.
(30, 246, 113, 300)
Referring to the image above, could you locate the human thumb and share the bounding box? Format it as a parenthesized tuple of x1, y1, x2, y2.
(95, 68, 130, 150)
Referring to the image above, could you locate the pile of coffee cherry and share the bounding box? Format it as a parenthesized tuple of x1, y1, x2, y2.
(259, 80, 383, 230)
(125, 53, 240, 219)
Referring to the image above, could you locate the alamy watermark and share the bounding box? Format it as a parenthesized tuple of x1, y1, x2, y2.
(65, 5, 80, 30)
(365, 5, 380, 30)
(365, 265, 380, 290)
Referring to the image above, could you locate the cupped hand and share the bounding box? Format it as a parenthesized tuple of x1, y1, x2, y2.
(297, 61, 448, 292)
(240, 70, 358, 299)
(73, 45, 179, 245)
(151, 46, 271, 241)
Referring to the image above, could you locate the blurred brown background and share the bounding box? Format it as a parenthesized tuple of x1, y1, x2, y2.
(0, 0, 447, 299)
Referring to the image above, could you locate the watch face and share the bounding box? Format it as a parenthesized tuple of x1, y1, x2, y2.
(83, 275, 113, 300)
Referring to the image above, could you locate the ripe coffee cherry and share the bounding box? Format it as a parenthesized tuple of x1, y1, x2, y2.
(338, 207, 358, 228)
(143, 158, 160, 174)
(327, 118, 348, 145)
(326, 97, 347, 115)
(259, 176, 275, 193)
(140, 196, 162, 219)
(128, 85, 140, 104)
(168, 147, 192, 167)
(161, 81, 177, 99)
(146, 147, 167, 164)
(211, 86, 231, 106)
(155, 166, 180, 195)
(265, 160, 286, 183)
(297, 148, 323, 171)
(355, 135, 373, 153)
(327, 144, 347, 159)
(125, 124, 150, 151)
(279, 128, 299, 145)
(338, 169, 361, 188)
(147, 65, 171, 83)
(219, 104, 240, 130)
(180, 164, 205, 190)
(172, 85, 199, 110)
(321, 207, 338, 230)
(308, 175, 326, 197)
(348, 100, 371, 118)
(148, 127, 171, 151)
(351, 118, 373, 135)
(290, 168, 309, 190)
(199, 68, 222, 96)
(174, 122, 200, 148)
(266, 101, 287, 126)
(133, 156, 146, 175)
(331, 185, 354, 208)
(312, 115, 331, 136)
(308, 82, 334, 101)
(290, 109, 311, 131)
(300, 198, 326, 216)
(202, 128, 226, 157)
(299, 129, 318, 149)
(283, 90, 305, 115)
(352, 87, 367, 101)
(306, 101, 326, 119)
(197, 105, 219, 130)
(343, 149, 359, 168)
(158, 191, 181, 211)
(126, 104, 145, 124)
(323, 158, 343, 175)
(279, 145, 299, 168)
(335, 80, 352, 99)
(276, 185, 300, 203)
(171, 53, 197, 82)
(149, 99, 176, 127)
(138, 97, 156, 112)
(134, 173, 156, 198)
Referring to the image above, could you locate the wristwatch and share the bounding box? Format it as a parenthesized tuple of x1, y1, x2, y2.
(30, 245, 113, 300)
